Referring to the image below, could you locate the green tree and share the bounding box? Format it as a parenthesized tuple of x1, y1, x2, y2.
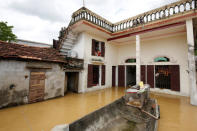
(0, 21, 17, 42)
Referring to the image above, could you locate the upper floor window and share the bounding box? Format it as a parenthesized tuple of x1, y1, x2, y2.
(154, 57, 170, 62)
(125, 58, 136, 63)
(92, 39, 105, 57)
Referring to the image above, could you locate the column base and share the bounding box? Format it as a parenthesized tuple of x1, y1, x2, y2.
(190, 94, 197, 106)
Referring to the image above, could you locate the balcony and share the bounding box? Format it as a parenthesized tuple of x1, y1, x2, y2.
(69, 0, 197, 33)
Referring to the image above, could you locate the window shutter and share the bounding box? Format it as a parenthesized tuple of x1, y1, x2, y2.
(118, 65, 125, 87)
(92, 39, 96, 56)
(147, 65, 154, 88)
(102, 65, 106, 85)
(88, 64, 93, 88)
(112, 66, 116, 87)
(141, 65, 146, 84)
(101, 42, 105, 57)
(170, 65, 180, 91)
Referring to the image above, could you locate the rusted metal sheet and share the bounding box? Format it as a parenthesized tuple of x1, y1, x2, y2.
(29, 72, 45, 103)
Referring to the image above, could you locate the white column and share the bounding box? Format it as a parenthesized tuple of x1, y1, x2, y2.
(136, 35, 141, 84)
(186, 19, 197, 106)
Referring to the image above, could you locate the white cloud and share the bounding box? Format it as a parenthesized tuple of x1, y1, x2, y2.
(0, 0, 179, 44)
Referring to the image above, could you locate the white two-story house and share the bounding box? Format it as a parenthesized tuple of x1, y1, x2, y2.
(53, 0, 197, 105)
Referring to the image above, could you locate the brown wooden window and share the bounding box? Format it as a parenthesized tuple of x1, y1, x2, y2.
(118, 65, 125, 87)
(92, 39, 105, 57)
(87, 64, 106, 88)
(93, 65, 99, 85)
(101, 65, 105, 85)
(112, 66, 116, 87)
(88, 64, 93, 88)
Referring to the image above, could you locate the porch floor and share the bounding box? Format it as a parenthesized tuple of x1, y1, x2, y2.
(0, 87, 197, 131)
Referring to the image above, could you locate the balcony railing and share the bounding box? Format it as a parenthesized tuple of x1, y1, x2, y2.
(69, 0, 197, 33)
(70, 7, 114, 32)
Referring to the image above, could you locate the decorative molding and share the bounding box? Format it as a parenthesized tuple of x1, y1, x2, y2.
(150, 55, 177, 63)
(91, 58, 104, 65)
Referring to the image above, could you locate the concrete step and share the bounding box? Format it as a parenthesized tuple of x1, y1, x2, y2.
(65, 38, 76, 44)
(62, 42, 74, 47)
(67, 33, 78, 39)
(60, 48, 71, 52)
(67, 31, 78, 37)
(61, 45, 72, 50)
(60, 51, 68, 56)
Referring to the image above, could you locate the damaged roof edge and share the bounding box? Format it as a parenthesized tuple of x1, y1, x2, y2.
(0, 40, 67, 64)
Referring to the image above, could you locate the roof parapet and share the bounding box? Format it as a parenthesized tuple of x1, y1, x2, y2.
(55, 0, 196, 52)
(69, 0, 196, 33)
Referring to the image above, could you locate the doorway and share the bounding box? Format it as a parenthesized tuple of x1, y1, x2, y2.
(126, 66, 136, 86)
(66, 72, 79, 93)
(155, 65, 171, 89)
(155, 65, 180, 91)
(118, 65, 125, 87)
(92, 65, 99, 85)
(29, 72, 45, 103)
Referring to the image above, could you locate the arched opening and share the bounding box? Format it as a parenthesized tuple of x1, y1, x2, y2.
(125, 58, 136, 63)
(154, 57, 170, 62)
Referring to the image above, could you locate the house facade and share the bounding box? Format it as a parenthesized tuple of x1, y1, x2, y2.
(54, 0, 197, 105)
(0, 41, 83, 108)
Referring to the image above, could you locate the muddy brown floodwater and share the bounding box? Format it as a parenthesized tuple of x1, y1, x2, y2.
(0, 87, 197, 131)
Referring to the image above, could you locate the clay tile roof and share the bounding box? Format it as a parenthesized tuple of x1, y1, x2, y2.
(0, 40, 66, 63)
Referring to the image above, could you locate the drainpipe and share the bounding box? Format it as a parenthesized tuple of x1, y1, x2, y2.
(186, 19, 197, 106)
(136, 35, 141, 85)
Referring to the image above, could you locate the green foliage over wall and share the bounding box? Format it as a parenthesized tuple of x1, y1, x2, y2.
(0, 21, 17, 42)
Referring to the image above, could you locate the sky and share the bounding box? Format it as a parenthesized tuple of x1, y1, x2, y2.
(0, 0, 179, 44)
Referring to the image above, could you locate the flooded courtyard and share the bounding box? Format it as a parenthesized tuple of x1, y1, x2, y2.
(0, 87, 197, 131)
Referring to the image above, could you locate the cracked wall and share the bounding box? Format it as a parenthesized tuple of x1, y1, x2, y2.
(0, 60, 65, 108)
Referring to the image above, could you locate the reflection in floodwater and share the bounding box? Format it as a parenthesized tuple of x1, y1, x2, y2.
(0, 87, 197, 131)
(151, 93, 197, 131)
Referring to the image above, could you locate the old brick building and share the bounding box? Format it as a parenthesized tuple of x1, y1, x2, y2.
(0, 40, 83, 108)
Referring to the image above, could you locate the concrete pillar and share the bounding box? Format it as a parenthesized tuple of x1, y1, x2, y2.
(186, 19, 197, 106)
(136, 35, 141, 84)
